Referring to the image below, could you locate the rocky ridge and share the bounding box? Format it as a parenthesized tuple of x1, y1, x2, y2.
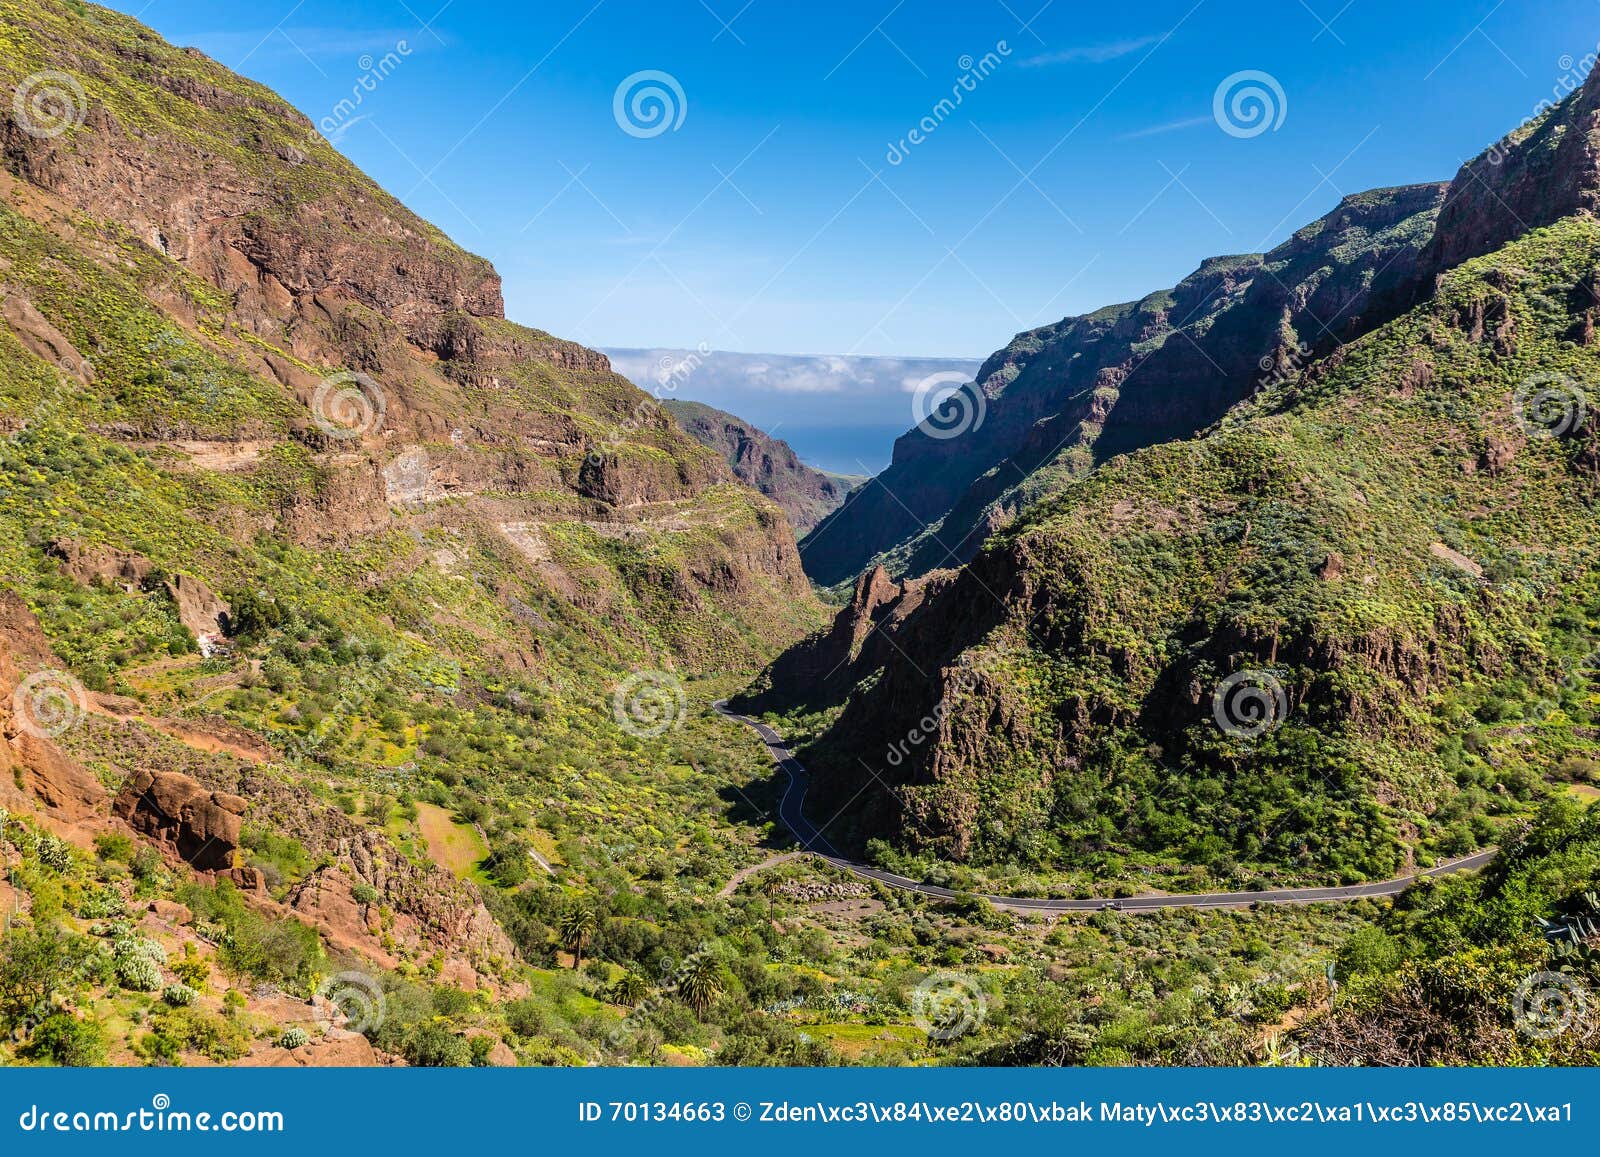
(752, 60, 1600, 875)
(801, 182, 1449, 587)
(664, 399, 851, 534)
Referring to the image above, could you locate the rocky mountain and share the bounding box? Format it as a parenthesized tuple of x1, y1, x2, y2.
(746, 61, 1600, 880)
(0, 0, 820, 674)
(800, 182, 1448, 587)
(663, 400, 852, 534)
(0, 0, 829, 1065)
(804, 63, 1600, 593)
(2, 0, 1596, 1076)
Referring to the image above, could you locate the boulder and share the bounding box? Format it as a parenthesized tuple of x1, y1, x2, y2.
(164, 572, 231, 641)
(222, 865, 267, 891)
(45, 539, 152, 591)
(149, 899, 194, 925)
(112, 768, 245, 870)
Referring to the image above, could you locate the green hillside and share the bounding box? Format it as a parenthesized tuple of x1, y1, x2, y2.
(788, 216, 1600, 887)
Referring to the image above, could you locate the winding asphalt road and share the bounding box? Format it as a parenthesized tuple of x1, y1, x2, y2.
(714, 701, 1497, 912)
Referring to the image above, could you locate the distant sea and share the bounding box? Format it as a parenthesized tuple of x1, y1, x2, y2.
(771, 424, 908, 477)
(601, 348, 984, 480)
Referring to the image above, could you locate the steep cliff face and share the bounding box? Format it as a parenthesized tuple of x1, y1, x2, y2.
(0, 0, 822, 672)
(760, 68, 1600, 878)
(794, 219, 1600, 872)
(664, 400, 850, 534)
(1420, 65, 1600, 281)
(808, 65, 1600, 594)
(800, 184, 1447, 586)
(0, 593, 106, 826)
(736, 564, 956, 713)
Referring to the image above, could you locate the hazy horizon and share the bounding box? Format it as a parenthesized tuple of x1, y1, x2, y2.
(604, 347, 984, 475)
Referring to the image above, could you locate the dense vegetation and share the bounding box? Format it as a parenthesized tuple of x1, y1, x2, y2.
(788, 217, 1600, 894)
(0, 0, 1594, 1070)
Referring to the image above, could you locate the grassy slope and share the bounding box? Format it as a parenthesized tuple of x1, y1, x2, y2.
(0, 0, 841, 1068)
(806, 217, 1600, 886)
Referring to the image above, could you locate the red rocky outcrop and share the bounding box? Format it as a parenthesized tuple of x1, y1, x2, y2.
(112, 768, 245, 871)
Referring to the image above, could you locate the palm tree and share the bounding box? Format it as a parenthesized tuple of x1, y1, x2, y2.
(558, 904, 597, 971)
(676, 954, 724, 1015)
(610, 972, 651, 1007)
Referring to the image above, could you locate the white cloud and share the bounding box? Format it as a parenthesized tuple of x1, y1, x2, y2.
(1020, 35, 1162, 68)
(1117, 115, 1213, 140)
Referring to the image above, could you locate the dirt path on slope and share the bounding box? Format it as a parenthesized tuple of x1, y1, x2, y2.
(718, 851, 805, 898)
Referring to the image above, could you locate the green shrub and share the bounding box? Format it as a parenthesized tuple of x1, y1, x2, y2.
(115, 954, 161, 992)
(177, 881, 324, 991)
(136, 1006, 248, 1063)
(130, 846, 163, 883)
(93, 833, 135, 864)
(278, 1026, 309, 1049)
(171, 944, 209, 989)
(19, 1013, 108, 1066)
(402, 1021, 472, 1067)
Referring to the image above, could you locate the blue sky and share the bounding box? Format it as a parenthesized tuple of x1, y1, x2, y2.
(112, 0, 1600, 359)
